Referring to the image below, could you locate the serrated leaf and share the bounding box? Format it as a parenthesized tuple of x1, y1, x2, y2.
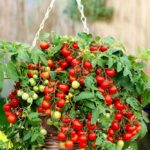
(23, 131, 31, 141)
(28, 112, 39, 120)
(6, 62, 19, 81)
(96, 91, 104, 100)
(31, 133, 39, 142)
(91, 108, 99, 124)
(117, 62, 122, 72)
(84, 101, 96, 109)
(40, 55, 47, 65)
(84, 76, 96, 89)
(18, 50, 31, 62)
(73, 92, 94, 101)
(123, 67, 131, 76)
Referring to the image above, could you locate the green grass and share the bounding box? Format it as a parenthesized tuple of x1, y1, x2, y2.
(0, 99, 9, 127)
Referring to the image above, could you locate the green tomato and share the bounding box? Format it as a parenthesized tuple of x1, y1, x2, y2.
(40, 128, 47, 136)
(72, 81, 80, 89)
(33, 74, 38, 79)
(105, 113, 111, 118)
(29, 78, 36, 86)
(117, 140, 124, 149)
(39, 85, 45, 92)
(27, 97, 33, 104)
(43, 80, 49, 85)
(22, 93, 29, 100)
(102, 133, 107, 139)
(17, 90, 23, 97)
(32, 93, 38, 100)
(33, 86, 39, 92)
(51, 111, 61, 120)
(47, 118, 53, 125)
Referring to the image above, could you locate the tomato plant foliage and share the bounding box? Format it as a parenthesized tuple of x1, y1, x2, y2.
(0, 33, 150, 150)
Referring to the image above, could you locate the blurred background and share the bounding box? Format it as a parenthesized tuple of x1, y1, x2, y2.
(0, 0, 150, 149)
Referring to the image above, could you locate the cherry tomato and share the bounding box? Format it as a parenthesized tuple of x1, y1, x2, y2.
(42, 100, 51, 109)
(105, 68, 116, 77)
(90, 46, 98, 52)
(114, 113, 123, 121)
(88, 132, 97, 141)
(60, 126, 70, 133)
(95, 75, 105, 84)
(58, 83, 69, 93)
(104, 94, 113, 105)
(108, 128, 114, 136)
(79, 77, 85, 86)
(123, 133, 132, 141)
(58, 132, 66, 141)
(111, 121, 120, 130)
(40, 41, 49, 50)
(114, 101, 125, 110)
(71, 59, 81, 67)
(56, 92, 65, 99)
(10, 98, 20, 107)
(7, 114, 17, 124)
(69, 69, 76, 76)
(60, 61, 69, 69)
(109, 85, 118, 94)
(100, 45, 108, 52)
(95, 69, 101, 75)
(37, 106, 44, 113)
(98, 87, 105, 95)
(3, 104, 11, 111)
(65, 140, 74, 149)
(72, 42, 79, 49)
(66, 55, 74, 63)
(87, 120, 96, 130)
(78, 135, 87, 143)
(27, 63, 35, 69)
(41, 72, 50, 79)
(71, 133, 78, 142)
(44, 95, 52, 101)
(47, 59, 54, 67)
(107, 136, 114, 143)
(57, 99, 66, 108)
(101, 81, 109, 89)
(72, 119, 83, 131)
(83, 61, 92, 70)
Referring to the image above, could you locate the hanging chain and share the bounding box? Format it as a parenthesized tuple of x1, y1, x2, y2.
(30, 0, 56, 50)
(75, 0, 89, 34)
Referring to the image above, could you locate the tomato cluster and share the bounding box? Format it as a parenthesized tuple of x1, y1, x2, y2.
(3, 39, 142, 150)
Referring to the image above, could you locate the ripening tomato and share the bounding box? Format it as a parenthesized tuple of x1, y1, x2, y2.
(7, 114, 17, 124)
(111, 121, 120, 130)
(107, 136, 114, 143)
(3, 104, 11, 111)
(57, 99, 66, 108)
(44, 86, 54, 94)
(108, 128, 114, 136)
(60, 61, 69, 69)
(105, 68, 116, 77)
(58, 132, 66, 141)
(47, 59, 54, 67)
(88, 132, 97, 141)
(56, 92, 65, 99)
(40, 41, 49, 50)
(27, 71, 34, 78)
(55, 67, 64, 71)
(42, 101, 51, 109)
(5, 111, 13, 117)
(104, 94, 113, 105)
(95, 75, 105, 84)
(10, 99, 20, 107)
(98, 87, 105, 95)
(65, 140, 74, 149)
(100, 45, 108, 52)
(72, 119, 83, 131)
(69, 76, 77, 82)
(27, 63, 35, 69)
(45, 109, 51, 116)
(72, 42, 79, 49)
(117, 140, 124, 149)
(114, 113, 123, 121)
(66, 55, 74, 63)
(83, 61, 92, 70)
(114, 101, 125, 111)
(41, 72, 50, 79)
(123, 133, 132, 141)
(109, 85, 118, 94)
(58, 83, 69, 93)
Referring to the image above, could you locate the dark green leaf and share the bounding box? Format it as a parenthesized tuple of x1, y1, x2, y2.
(96, 91, 104, 100)
(40, 55, 47, 65)
(91, 108, 99, 124)
(28, 112, 39, 120)
(31, 133, 39, 142)
(73, 92, 94, 101)
(23, 131, 31, 141)
(84, 101, 96, 109)
(139, 121, 148, 138)
(117, 62, 122, 72)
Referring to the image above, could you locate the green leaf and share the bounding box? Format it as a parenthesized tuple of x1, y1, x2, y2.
(139, 121, 148, 138)
(6, 62, 19, 81)
(23, 131, 31, 141)
(84, 101, 96, 109)
(117, 62, 122, 72)
(18, 50, 31, 62)
(40, 55, 47, 65)
(126, 97, 141, 111)
(0, 64, 4, 89)
(49, 71, 56, 80)
(39, 32, 50, 41)
(96, 91, 104, 100)
(91, 108, 99, 124)
(70, 107, 75, 118)
(28, 112, 39, 120)
(31, 133, 39, 142)
(108, 57, 114, 68)
(73, 92, 94, 101)
(84, 76, 96, 90)
(123, 67, 131, 76)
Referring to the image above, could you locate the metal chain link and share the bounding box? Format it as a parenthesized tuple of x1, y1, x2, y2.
(75, 0, 89, 34)
(30, 0, 56, 50)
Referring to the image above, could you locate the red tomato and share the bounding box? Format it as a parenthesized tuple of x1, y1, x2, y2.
(57, 132, 66, 141)
(114, 113, 123, 121)
(3, 104, 11, 111)
(87, 120, 96, 130)
(114, 101, 125, 110)
(7, 114, 17, 124)
(37, 106, 44, 113)
(98, 87, 105, 95)
(78, 130, 86, 136)
(58, 83, 69, 93)
(71, 133, 78, 142)
(10, 99, 20, 107)
(90, 46, 98, 52)
(87, 113, 92, 120)
(78, 142, 87, 148)
(107, 136, 114, 143)
(27, 63, 35, 69)
(83, 70, 90, 76)
(105, 68, 116, 77)
(44, 95, 52, 101)
(5, 111, 13, 117)
(57, 99, 66, 108)
(71, 59, 81, 67)
(95, 69, 101, 75)
(79, 77, 85, 86)
(27, 71, 34, 78)
(108, 128, 115, 136)
(72, 120, 83, 131)
(100, 45, 108, 52)
(109, 85, 118, 94)
(42, 101, 51, 109)
(136, 126, 141, 133)
(78, 135, 87, 143)
(65, 140, 74, 149)
(60, 61, 69, 69)
(61, 46, 72, 56)
(56, 92, 65, 99)
(55, 67, 64, 71)
(60, 126, 70, 133)
(104, 94, 113, 105)
(95, 75, 105, 84)
(69, 76, 77, 82)
(125, 125, 136, 132)
(83, 61, 93, 70)
(49, 80, 56, 86)
(40, 41, 49, 50)
(47, 59, 54, 67)
(66, 55, 74, 63)
(123, 133, 132, 141)
(8, 93, 15, 99)
(69, 69, 76, 76)
(62, 116, 71, 123)
(45, 109, 51, 116)
(72, 42, 79, 49)
(88, 132, 97, 141)
(101, 81, 110, 89)
(111, 121, 120, 130)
